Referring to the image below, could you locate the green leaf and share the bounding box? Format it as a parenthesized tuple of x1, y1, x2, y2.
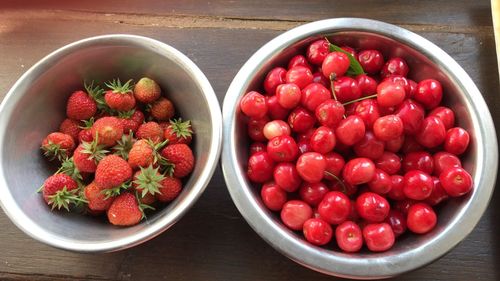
(328, 42, 365, 76)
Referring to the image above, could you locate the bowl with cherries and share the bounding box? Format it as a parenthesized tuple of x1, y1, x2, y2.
(222, 18, 497, 278)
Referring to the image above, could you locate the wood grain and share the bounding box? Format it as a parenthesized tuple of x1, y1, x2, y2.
(0, 2, 499, 281)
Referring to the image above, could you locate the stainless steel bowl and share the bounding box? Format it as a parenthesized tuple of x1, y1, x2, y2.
(0, 34, 222, 252)
(222, 18, 498, 278)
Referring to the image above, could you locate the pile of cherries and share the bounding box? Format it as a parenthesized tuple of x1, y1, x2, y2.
(240, 38, 473, 252)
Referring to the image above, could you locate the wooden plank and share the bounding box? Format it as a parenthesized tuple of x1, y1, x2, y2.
(0, 13, 499, 281)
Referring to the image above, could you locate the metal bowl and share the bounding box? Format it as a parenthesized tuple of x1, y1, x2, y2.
(0, 34, 222, 252)
(222, 18, 498, 278)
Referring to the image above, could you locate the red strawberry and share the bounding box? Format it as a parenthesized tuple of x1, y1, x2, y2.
(107, 192, 142, 226)
(163, 119, 193, 145)
(84, 181, 115, 211)
(128, 139, 154, 169)
(78, 129, 93, 143)
(132, 167, 165, 205)
(104, 79, 136, 111)
(120, 109, 145, 134)
(157, 176, 182, 202)
(59, 118, 81, 141)
(73, 139, 108, 173)
(41, 174, 81, 210)
(161, 144, 195, 178)
(158, 121, 169, 130)
(136, 121, 164, 143)
(91, 116, 124, 147)
(66, 90, 97, 120)
(134, 77, 161, 104)
(41, 132, 75, 161)
(150, 97, 175, 121)
(95, 155, 132, 189)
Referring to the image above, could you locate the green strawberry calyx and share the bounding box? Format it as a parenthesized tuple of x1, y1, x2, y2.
(105, 79, 133, 95)
(81, 134, 109, 162)
(133, 165, 166, 198)
(41, 140, 68, 162)
(169, 118, 193, 139)
(48, 186, 88, 211)
(113, 132, 135, 160)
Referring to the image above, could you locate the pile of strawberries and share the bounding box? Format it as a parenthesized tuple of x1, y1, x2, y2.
(40, 77, 195, 226)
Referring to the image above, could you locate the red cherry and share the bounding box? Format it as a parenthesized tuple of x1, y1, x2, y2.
(318, 191, 351, 225)
(354, 99, 380, 129)
(240, 91, 268, 119)
(286, 66, 313, 89)
(401, 136, 424, 154)
(322, 51, 350, 79)
(380, 57, 409, 78)
(363, 223, 395, 252)
(385, 210, 407, 237)
(333, 77, 362, 103)
(276, 83, 302, 109)
(433, 151, 462, 176)
(288, 107, 316, 133)
(267, 135, 298, 162)
(439, 167, 473, 197)
(356, 74, 378, 97)
(303, 218, 333, 246)
(273, 162, 302, 192)
(387, 175, 406, 200)
(368, 168, 392, 195)
(357, 49, 384, 74)
(335, 115, 366, 146)
(377, 80, 406, 107)
(407, 203, 437, 234)
(353, 131, 385, 160)
(249, 142, 266, 156)
(395, 99, 425, 135)
(340, 45, 357, 58)
(425, 177, 449, 206)
(408, 79, 418, 97)
(356, 192, 390, 222)
(264, 67, 286, 95)
(263, 120, 291, 140)
(428, 106, 455, 130)
(323, 152, 345, 179)
(336, 221, 363, 252)
(343, 157, 376, 186)
(312, 72, 329, 87)
(297, 139, 312, 154)
(373, 115, 404, 141)
(261, 182, 287, 211)
(444, 127, 470, 155)
(247, 152, 274, 183)
(247, 117, 269, 142)
(394, 198, 417, 214)
(301, 83, 331, 112)
(402, 151, 434, 175)
(266, 95, 289, 120)
(330, 180, 358, 197)
(375, 151, 401, 175)
(310, 126, 336, 154)
(385, 134, 405, 153)
(415, 116, 446, 148)
(280, 200, 313, 230)
(403, 170, 434, 200)
(414, 79, 442, 109)
(296, 152, 326, 183)
(299, 182, 329, 206)
(288, 55, 312, 70)
(382, 76, 411, 98)
(307, 39, 330, 65)
(315, 99, 345, 128)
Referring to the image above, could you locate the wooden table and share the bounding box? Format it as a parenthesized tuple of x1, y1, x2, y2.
(0, 1, 499, 280)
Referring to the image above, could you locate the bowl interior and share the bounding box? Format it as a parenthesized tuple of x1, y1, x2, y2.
(0, 37, 217, 248)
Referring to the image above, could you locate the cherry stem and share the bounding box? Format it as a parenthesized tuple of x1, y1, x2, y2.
(342, 94, 377, 106)
(324, 171, 347, 194)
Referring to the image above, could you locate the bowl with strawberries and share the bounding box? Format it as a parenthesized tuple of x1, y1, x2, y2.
(0, 34, 222, 252)
(222, 18, 498, 278)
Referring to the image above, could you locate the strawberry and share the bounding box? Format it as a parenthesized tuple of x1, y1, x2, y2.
(66, 90, 97, 120)
(78, 117, 95, 143)
(95, 155, 132, 189)
(120, 109, 145, 134)
(59, 118, 81, 141)
(41, 132, 75, 161)
(41, 174, 84, 210)
(107, 192, 142, 226)
(161, 144, 195, 178)
(157, 176, 182, 202)
(128, 139, 154, 169)
(91, 116, 124, 147)
(84, 181, 115, 211)
(104, 79, 136, 111)
(134, 77, 161, 104)
(163, 118, 193, 145)
(136, 121, 164, 143)
(150, 97, 175, 121)
(73, 138, 108, 173)
(132, 166, 165, 205)
(158, 121, 169, 130)
(112, 132, 135, 160)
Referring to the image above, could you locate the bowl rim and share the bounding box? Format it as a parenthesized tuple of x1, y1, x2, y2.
(0, 34, 223, 252)
(222, 18, 498, 278)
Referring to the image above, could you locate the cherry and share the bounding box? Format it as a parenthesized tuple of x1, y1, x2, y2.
(297, 139, 312, 154)
(261, 182, 287, 211)
(297, 128, 315, 142)
(383, 76, 411, 98)
(318, 191, 351, 225)
(395, 99, 425, 135)
(340, 46, 357, 58)
(414, 79, 442, 109)
(377, 80, 406, 107)
(439, 167, 473, 197)
(322, 51, 350, 79)
(323, 152, 345, 179)
(428, 106, 455, 130)
(401, 136, 424, 154)
(357, 49, 384, 74)
(408, 79, 418, 98)
(363, 223, 395, 252)
(312, 72, 330, 87)
(403, 170, 433, 200)
(273, 162, 302, 192)
(288, 107, 316, 133)
(247, 151, 274, 183)
(368, 168, 392, 195)
(336, 221, 363, 252)
(425, 177, 449, 206)
(356, 192, 390, 222)
(407, 203, 437, 234)
(249, 142, 266, 156)
(335, 115, 366, 146)
(264, 67, 287, 95)
(307, 39, 330, 65)
(310, 126, 336, 154)
(301, 83, 331, 112)
(303, 218, 333, 246)
(433, 151, 462, 175)
(375, 151, 401, 175)
(380, 57, 409, 78)
(286, 66, 313, 89)
(394, 199, 417, 214)
(247, 116, 269, 142)
(388, 175, 406, 200)
(240, 91, 268, 119)
(315, 99, 345, 128)
(373, 114, 404, 141)
(353, 131, 385, 160)
(267, 135, 298, 162)
(444, 127, 470, 155)
(385, 134, 405, 153)
(288, 55, 312, 70)
(356, 74, 378, 97)
(280, 200, 313, 230)
(402, 151, 434, 175)
(415, 116, 446, 148)
(299, 182, 329, 206)
(343, 157, 376, 186)
(333, 77, 361, 103)
(296, 152, 326, 183)
(263, 120, 291, 140)
(354, 99, 380, 129)
(385, 210, 407, 237)
(330, 180, 358, 197)
(266, 95, 289, 120)
(276, 83, 302, 109)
